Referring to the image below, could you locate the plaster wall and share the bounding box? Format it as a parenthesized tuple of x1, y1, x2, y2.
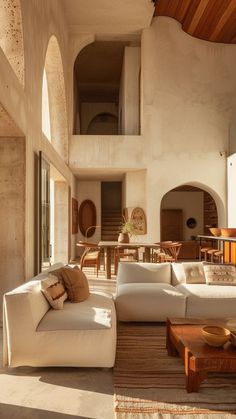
(0, 137, 25, 324)
(54, 182, 69, 264)
(161, 191, 204, 240)
(227, 153, 236, 227)
(119, 47, 140, 135)
(142, 17, 236, 240)
(0, 0, 76, 279)
(76, 180, 101, 253)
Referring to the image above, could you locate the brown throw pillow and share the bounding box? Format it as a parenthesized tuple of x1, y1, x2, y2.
(60, 267, 90, 302)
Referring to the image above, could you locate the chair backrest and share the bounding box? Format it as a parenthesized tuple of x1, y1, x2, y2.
(77, 241, 99, 249)
(159, 242, 182, 262)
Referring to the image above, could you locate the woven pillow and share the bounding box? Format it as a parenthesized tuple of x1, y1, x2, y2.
(60, 266, 90, 303)
(203, 264, 236, 285)
(183, 262, 206, 284)
(41, 274, 68, 309)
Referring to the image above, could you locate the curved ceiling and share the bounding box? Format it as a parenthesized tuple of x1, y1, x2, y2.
(154, 0, 236, 44)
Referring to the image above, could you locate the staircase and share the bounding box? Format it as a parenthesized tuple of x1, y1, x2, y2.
(101, 210, 122, 241)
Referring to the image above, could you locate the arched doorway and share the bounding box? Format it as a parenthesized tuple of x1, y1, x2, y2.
(43, 36, 68, 162)
(160, 184, 218, 259)
(87, 112, 118, 135)
(0, 0, 24, 86)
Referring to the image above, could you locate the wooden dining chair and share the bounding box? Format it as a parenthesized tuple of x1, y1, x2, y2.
(77, 241, 101, 276)
(114, 246, 139, 274)
(155, 242, 182, 263)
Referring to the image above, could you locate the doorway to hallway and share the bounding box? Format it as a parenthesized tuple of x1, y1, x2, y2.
(101, 182, 122, 241)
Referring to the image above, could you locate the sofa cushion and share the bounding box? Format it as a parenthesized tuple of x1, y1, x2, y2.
(115, 283, 186, 321)
(41, 274, 68, 310)
(37, 293, 112, 331)
(203, 264, 236, 285)
(172, 262, 205, 285)
(116, 262, 171, 286)
(176, 283, 236, 318)
(60, 267, 90, 302)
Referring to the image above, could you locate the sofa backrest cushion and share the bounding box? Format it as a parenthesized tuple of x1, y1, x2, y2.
(172, 262, 205, 285)
(203, 263, 236, 285)
(116, 262, 171, 285)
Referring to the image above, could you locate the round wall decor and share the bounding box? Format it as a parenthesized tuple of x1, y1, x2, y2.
(78, 199, 97, 237)
(186, 217, 197, 229)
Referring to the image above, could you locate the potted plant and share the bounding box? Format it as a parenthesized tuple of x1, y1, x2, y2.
(118, 218, 136, 243)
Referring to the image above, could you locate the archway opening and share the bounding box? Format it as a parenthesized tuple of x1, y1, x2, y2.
(87, 112, 118, 135)
(0, 0, 24, 86)
(43, 36, 68, 162)
(160, 184, 218, 259)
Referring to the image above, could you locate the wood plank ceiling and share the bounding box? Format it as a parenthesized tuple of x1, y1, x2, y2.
(154, 0, 236, 44)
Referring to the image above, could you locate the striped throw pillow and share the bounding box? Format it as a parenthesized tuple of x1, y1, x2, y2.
(203, 264, 236, 285)
(41, 274, 68, 309)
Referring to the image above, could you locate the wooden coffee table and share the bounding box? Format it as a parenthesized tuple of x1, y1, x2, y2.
(166, 318, 236, 393)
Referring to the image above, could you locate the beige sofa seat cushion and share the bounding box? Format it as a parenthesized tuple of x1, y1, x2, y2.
(117, 262, 172, 286)
(115, 283, 186, 321)
(37, 293, 112, 331)
(176, 283, 236, 318)
(172, 262, 205, 285)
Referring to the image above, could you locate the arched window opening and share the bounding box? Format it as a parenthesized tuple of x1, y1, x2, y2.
(44, 36, 68, 162)
(42, 69, 51, 141)
(73, 40, 141, 135)
(0, 0, 24, 86)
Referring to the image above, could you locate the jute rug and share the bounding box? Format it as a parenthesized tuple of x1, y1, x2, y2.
(114, 323, 236, 418)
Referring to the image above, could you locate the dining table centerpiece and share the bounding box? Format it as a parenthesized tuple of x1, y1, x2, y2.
(118, 219, 136, 243)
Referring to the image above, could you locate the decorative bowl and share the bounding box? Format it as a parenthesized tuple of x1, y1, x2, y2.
(221, 228, 236, 237)
(230, 330, 236, 347)
(209, 227, 221, 237)
(201, 326, 231, 347)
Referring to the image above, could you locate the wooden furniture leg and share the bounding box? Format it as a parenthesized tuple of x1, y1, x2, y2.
(185, 348, 205, 393)
(105, 247, 111, 279)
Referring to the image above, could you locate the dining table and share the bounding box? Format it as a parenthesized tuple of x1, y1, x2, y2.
(98, 241, 161, 279)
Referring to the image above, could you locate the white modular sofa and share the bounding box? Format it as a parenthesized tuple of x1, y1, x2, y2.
(115, 261, 236, 321)
(3, 264, 116, 368)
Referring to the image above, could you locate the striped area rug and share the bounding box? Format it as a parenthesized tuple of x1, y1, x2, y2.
(114, 323, 236, 418)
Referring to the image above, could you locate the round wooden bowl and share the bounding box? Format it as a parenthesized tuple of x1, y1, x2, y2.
(209, 227, 221, 236)
(202, 326, 231, 347)
(230, 330, 236, 347)
(221, 228, 236, 237)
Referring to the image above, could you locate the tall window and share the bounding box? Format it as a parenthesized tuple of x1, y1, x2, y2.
(42, 69, 51, 141)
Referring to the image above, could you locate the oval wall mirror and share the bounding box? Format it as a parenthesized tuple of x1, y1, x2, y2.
(78, 199, 97, 237)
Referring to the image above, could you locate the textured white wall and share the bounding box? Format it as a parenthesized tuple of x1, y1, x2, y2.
(227, 153, 236, 227)
(0, 0, 76, 279)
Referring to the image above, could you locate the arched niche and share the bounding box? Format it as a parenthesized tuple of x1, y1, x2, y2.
(0, 0, 24, 86)
(87, 112, 118, 135)
(160, 183, 220, 241)
(43, 35, 68, 162)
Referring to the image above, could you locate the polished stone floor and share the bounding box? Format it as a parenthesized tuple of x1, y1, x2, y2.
(0, 270, 116, 419)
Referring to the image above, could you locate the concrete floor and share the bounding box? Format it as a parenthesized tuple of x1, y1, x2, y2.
(0, 272, 116, 419)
